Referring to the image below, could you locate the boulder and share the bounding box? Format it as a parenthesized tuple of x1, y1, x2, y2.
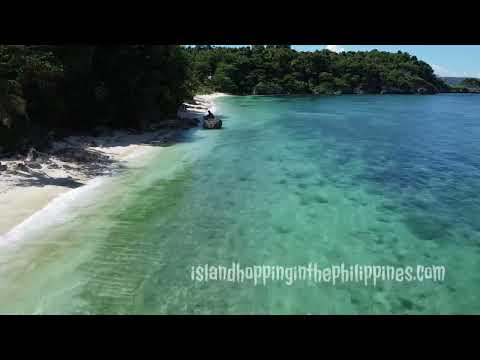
(203, 118, 222, 129)
(416, 87, 430, 95)
(14, 162, 30, 173)
(53, 147, 108, 164)
(26, 162, 42, 169)
(0, 163, 7, 171)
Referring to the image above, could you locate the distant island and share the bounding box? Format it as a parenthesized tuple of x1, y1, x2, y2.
(442, 77, 480, 93)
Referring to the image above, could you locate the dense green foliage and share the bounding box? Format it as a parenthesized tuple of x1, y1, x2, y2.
(0, 45, 193, 152)
(0, 45, 471, 154)
(186, 46, 449, 96)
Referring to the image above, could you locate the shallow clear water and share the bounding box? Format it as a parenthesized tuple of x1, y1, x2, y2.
(1, 94, 480, 314)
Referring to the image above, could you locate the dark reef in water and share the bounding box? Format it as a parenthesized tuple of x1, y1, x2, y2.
(403, 214, 451, 241)
(312, 195, 329, 204)
(274, 224, 292, 234)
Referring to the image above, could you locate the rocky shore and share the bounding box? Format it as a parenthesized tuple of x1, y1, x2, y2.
(0, 93, 227, 236)
(0, 128, 179, 234)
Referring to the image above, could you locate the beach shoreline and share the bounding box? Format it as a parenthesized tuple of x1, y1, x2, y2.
(0, 93, 228, 239)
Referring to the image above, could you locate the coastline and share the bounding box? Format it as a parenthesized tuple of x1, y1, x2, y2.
(0, 93, 228, 239)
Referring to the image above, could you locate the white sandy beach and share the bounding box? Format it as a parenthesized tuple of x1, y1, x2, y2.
(0, 93, 228, 237)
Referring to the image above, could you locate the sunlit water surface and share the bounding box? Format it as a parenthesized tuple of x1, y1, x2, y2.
(1, 94, 480, 314)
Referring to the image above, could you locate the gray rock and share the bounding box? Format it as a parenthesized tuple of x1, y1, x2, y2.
(417, 87, 430, 95)
(54, 148, 107, 164)
(203, 118, 222, 129)
(26, 162, 42, 169)
(0, 163, 7, 171)
(26, 147, 49, 163)
(14, 162, 30, 173)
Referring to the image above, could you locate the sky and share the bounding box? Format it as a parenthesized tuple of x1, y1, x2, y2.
(211, 45, 480, 78)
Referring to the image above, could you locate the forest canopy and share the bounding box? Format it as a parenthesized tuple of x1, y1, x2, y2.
(186, 45, 449, 95)
(0, 45, 193, 152)
(0, 45, 467, 153)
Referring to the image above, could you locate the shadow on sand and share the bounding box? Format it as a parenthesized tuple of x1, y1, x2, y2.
(5, 126, 203, 190)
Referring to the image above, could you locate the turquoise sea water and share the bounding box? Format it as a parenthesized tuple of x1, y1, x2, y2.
(1, 94, 480, 314)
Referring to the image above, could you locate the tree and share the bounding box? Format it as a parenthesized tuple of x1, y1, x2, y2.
(212, 62, 239, 93)
(187, 46, 447, 96)
(1, 45, 193, 152)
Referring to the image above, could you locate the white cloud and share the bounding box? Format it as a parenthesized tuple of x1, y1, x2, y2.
(432, 64, 451, 77)
(460, 71, 480, 78)
(326, 45, 345, 53)
(431, 64, 480, 78)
